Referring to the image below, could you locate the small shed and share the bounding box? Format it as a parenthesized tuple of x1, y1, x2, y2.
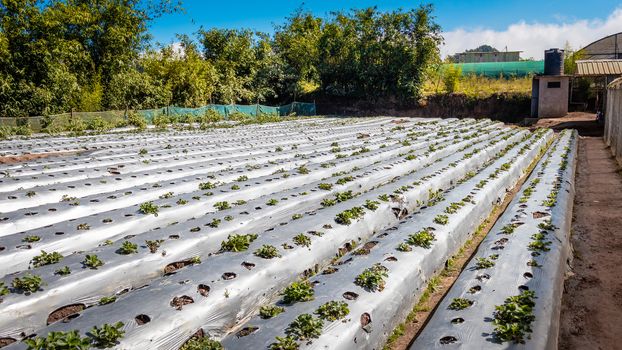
(531, 49, 570, 118)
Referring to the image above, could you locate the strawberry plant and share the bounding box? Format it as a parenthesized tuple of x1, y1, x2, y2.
(24, 330, 91, 350)
(335, 206, 365, 225)
(254, 245, 280, 259)
(206, 218, 221, 228)
(138, 148, 148, 156)
(315, 301, 349, 321)
(55, 266, 71, 276)
(493, 290, 536, 343)
(139, 201, 159, 216)
(433, 214, 449, 225)
(291, 213, 303, 220)
(236, 175, 248, 182)
(282, 280, 314, 303)
(31, 250, 63, 268)
(318, 183, 332, 191)
(213, 201, 231, 211)
(23, 235, 41, 243)
(448, 298, 473, 310)
(117, 241, 138, 255)
(199, 182, 216, 190)
(83, 255, 104, 269)
(266, 198, 279, 206)
(0, 282, 8, 296)
(285, 314, 324, 340)
(396, 242, 412, 252)
(297, 165, 310, 174)
(321, 198, 336, 207)
(76, 223, 90, 230)
(406, 229, 436, 249)
(334, 190, 354, 202)
(230, 184, 240, 190)
(378, 194, 390, 202)
(355, 263, 389, 292)
(88, 321, 125, 348)
(176, 198, 188, 205)
(363, 199, 380, 211)
(99, 296, 117, 305)
(12, 273, 44, 293)
(269, 336, 299, 350)
(475, 256, 496, 269)
(259, 305, 285, 319)
(180, 336, 223, 350)
(336, 176, 354, 185)
(145, 239, 164, 253)
(220, 234, 258, 252)
(292, 234, 311, 247)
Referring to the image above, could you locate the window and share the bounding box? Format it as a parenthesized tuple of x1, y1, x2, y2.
(547, 81, 561, 88)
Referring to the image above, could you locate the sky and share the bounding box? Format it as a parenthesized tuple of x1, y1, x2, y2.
(149, 1, 622, 59)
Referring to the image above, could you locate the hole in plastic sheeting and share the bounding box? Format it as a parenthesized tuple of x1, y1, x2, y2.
(222, 272, 237, 280)
(322, 267, 338, 275)
(323, 224, 333, 229)
(475, 273, 490, 282)
(468, 285, 482, 294)
(0, 246, 4, 252)
(384, 256, 398, 262)
(164, 259, 198, 275)
(241, 262, 255, 270)
(343, 291, 359, 300)
(17, 244, 32, 250)
(135, 314, 151, 325)
(451, 317, 464, 324)
(198, 284, 210, 297)
(169, 235, 180, 239)
(170, 295, 194, 310)
(518, 285, 530, 291)
(523, 272, 533, 279)
(0, 338, 17, 347)
(236, 326, 259, 337)
(47, 304, 85, 325)
(440, 336, 458, 344)
(532, 211, 550, 219)
(360, 313, 372, 333)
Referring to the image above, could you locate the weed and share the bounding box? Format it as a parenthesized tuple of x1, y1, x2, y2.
(259, 305, 285, 319)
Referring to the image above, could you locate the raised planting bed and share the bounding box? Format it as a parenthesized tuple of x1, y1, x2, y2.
(412, 130, 577, 349)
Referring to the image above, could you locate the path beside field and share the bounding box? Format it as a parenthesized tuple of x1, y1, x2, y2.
(559, 136, 622, 350)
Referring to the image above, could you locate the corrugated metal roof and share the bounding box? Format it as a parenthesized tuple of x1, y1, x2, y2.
(576, 59, 622, 76)
(609, 77, 622, 89)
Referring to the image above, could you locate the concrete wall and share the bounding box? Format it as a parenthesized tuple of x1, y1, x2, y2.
(536, 76, 570, 118)
(604, 78, 622, 166)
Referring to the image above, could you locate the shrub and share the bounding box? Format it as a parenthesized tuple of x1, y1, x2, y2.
(139, 201, 159, 216)
(127, 112, 146, 130)
(87, 116, 111, 132)
(88, 322, 125, 348)
(259, 305, 285, 319)
(493, 291, 536, 343)
(31, 250, 63, 268)
(254, 245, 280, 259)
(282, 280, 314, 303)
(354, 263, 388, 292)
(285, 314, 324, 340)
(315, 301, 349, 321)
(12, 273, 44, 293)
(82, 255, 104, 269)
(117, 241, 138, 255)
(220, 234, 258, 252)
(406, 229, 436, 249)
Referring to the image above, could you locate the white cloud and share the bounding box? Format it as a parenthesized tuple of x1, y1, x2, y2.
(441, 7, 622, 60)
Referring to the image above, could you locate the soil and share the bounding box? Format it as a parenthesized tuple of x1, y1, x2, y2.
(46, 304, 85, 325)
(0, 338, 16, 348)
(558, 136, 622, 350)
(170, 295, 194, 310)
(534, 112, 603, 137)
(0, 151, 78, 165)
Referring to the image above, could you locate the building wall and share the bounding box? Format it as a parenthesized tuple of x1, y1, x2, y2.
(536, 76, 570, 118)
(604, 78, 622, 166)
(457, 51, 520, 63)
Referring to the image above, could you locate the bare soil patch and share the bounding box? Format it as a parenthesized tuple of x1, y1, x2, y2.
(559, 136, 622, 350)
(0, 151, 79, 165)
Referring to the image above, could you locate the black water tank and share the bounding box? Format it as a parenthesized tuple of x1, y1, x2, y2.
(544, 48, 564, 75)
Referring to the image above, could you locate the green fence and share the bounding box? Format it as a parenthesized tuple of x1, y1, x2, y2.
(445, 61, 544, 78)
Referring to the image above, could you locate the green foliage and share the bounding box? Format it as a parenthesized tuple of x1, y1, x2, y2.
(292, 233, 311, 247)
(139, 201, 159, 216)
(442, 64, 462, 93)
(285, 314, 324, 340)
(335, 206, 365, 225)
(259, 305, 285, 319)
(364, 200, 380, 211)
(448, 297, 473, 310)
(199, 182, 217, 190)
(82, 255, 104, 269)
(282, 280, 314, 303)
(88, 322, 125, 348)
(475, 256, 496, 269)
(55, 266, 71, 276)
(220, 233, 258, 252)
(318, 183, 333, 190)
(127, 113, 147, 130)
(254, 245, 280, 259)
(12, 273, 44, 293)
(406, 229, 436, 248)
(23, 235, 41, 243)
(433, 214, 449, 225)
(270, 336, 299, 350)
(315, 301, 349, 321)
(99, 296, 117, 305)
(354, 263, 389, 292)
(31, 250, 63, 268)
(396, 242, 412, 252)
(493, 291, 536, 343)
(180, 336, 223, 350)
(118, 241, 138, 255)
(213, 201, 231, 211)
(24, 330, 91, 350)
(266, 198, 279, 206)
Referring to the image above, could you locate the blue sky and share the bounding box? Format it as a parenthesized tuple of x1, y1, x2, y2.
(149, 1, 622, 58)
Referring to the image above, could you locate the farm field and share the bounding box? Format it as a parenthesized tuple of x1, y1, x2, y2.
(0, 117, 576, 350)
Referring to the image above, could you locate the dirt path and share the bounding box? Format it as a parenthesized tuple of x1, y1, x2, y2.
(559, 136, 622, 350)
